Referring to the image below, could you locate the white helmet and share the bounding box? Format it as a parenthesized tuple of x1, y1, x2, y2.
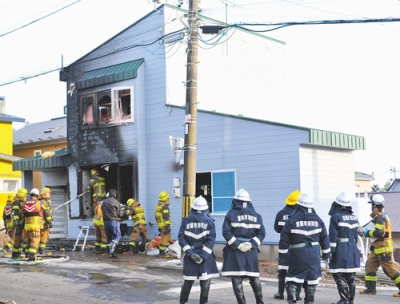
(296, 193, 313, 208)
(335, 192, 351, 207)
(234, 189, 251, 202)
(192, 196, 208, 211)
(30, 188, 40, 196)
(370, 194, 384, 206)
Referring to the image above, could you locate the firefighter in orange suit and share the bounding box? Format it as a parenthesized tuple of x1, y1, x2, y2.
(93, 194, 107, 255)
(39, 187, 53, 255)
(11, 188, 28, 259)
(125, 198, 149, 254)
(87, 169, 106, 215)
(360, 194, 400, 297)
(155, 191, 172, 257)
(2, 192, 16, 257)
(22, 188, 42, 261)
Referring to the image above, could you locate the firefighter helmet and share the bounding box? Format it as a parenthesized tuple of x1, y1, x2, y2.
(369, 194, 384, 206)
(127, 198, 139, 207)
(41, 187, 52, 194)
(17, 188, 28, 197)
(7, 193, 16, 201)
(335, 192, 351, 207)
(30, 188, 40, 196)
(91, 169, 99, 176)
(285, 190, 301, 206)
(296, 193, 313, 208)
(192, 196, 208, 211)
(159, 191, 169, 202)
(234, 189, 251, 202)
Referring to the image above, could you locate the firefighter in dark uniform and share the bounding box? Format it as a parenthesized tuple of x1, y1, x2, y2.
(178, 196, 219, 304)
(221, 189, 266, 304)
(273, 190, 302, 300)
(2, 193, 16, 257)
(279, 193, 330, 304)
(11, 188, 28, 259)
(328, 192, 360, 304)
(360, 194, 400, 297)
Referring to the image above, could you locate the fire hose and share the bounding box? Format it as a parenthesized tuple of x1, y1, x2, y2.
(54, 191, 90, 210)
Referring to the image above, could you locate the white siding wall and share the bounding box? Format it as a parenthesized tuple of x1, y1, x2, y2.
(299, 146, 357, 228)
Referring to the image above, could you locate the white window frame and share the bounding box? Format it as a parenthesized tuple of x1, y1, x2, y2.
(0, 178, 20, 192)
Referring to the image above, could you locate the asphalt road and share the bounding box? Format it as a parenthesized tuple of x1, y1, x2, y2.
(1, 252, 399, 303)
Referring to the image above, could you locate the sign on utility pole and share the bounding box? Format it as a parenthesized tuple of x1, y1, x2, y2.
(182, 0, 200, 217)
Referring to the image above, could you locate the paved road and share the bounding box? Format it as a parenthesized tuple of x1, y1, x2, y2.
(1, 252, 399, 303)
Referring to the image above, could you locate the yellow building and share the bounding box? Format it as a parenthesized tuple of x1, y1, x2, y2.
(0, 99, 25, 220)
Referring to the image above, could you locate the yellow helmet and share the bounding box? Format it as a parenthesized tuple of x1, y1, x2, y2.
(159, 191, 169, 202)
(91, 169, 99, 176)
(41, 187, 52, 195)
(17, 188, 28, 197)
(285, 190, 301, 206)
(127, 198, 139, 207)
(7, 193, 16, 201)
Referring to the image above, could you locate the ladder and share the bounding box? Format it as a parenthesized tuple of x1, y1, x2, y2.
(73, 226, 90, 252)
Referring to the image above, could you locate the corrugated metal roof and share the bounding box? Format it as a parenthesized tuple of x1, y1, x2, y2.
(12, 148, 71, 171)
(310, 129, 365, 150)
(76, 58, 144, 89)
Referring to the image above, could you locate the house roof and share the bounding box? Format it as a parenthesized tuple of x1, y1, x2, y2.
(12, 148, 70, 171)
(13, 117, 66, 146)
(388, 178, 400, 192)
(0, 153, 22, 162)
(355, 171, 375, 181)
(368, 192, 400, 232)
(0, 113, 25, 123)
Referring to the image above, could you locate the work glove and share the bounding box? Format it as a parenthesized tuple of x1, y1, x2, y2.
(363, 226, 369, 237)
(190, 253, 204, 264)
(238, 242, 252, 252)
(48, 222, 53, 228)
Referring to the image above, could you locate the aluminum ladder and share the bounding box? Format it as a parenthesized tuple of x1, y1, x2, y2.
(73, 226, 90, 251)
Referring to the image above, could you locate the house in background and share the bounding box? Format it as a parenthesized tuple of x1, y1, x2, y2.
(0, 97, 25, 220)
(13, 117, 67, 190)
(13, 4, 366, 257)
(355, 171, 375, 193)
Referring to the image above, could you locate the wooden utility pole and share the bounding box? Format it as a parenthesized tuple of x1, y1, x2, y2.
(182, 0, 199, 217)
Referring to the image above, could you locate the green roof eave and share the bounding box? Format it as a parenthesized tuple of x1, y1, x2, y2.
(309, 129, 366, 150)
(12, 148, 71, 171)
(76, 58, 144, 89)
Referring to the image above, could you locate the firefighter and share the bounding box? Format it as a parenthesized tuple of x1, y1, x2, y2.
(273, 190, 302, 301)
(11, 187, 28, 259)
(221, 189, 266, 304)
(125, 198, 149, 254)
(360, 194, 400, 297)
(155, 191, 172, 257)
(1, 192, 16, 257)
(93, 194, 107, 255)
(22, 188, 42, 261)
(279, 193, 330, 304)
(39, 187, 53, 255)
(178, 196, 219, 304)
(328, 192, 360, 304)
(101, 189, 124, 258)
(87, 168, 106, 215)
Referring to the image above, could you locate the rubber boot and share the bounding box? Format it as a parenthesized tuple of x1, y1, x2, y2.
(296, 283, 302, 301)
(2, 247, 11, 258)
(109, 241, 117, 258)
(393, 282, 400, 298)
(285, 282, 297, 304)
(94, 245, 101, 254)
(231, 276, 246, 304)
(249, 276, 264, 304)
(359, 280, 376, 295)
(200, 279, 211, 304)
(12, 251, 21, 259)
(179, 280, 194, 303)
(332, 273, 350, 304)
(274, 269, 286, 299)
(304, 283, 316, 304)
(348, 273, 356, 304)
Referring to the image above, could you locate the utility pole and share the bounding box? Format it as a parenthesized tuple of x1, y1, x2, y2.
(182, 0, 199, 217)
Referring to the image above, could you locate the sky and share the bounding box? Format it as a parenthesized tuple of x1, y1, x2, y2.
(1, 0, 400, 187)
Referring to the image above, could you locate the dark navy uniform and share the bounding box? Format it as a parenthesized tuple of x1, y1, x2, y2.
(221, 189, 266, 304)
(279, 194, 330, 304)
(328, 194, 360, 304)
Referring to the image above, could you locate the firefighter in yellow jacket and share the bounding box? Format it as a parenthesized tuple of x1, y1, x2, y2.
(93, 194, 107, 255)
(87, 169, 106, 215)
(39, 187, 53, 255)
(125, 198, 149, 254)
(2, 192, 16, 257)
(22, 188, 42, 261)
(155, 191, 171, 257)
(360, 194, 400, 297)
(11, 187, 28, 259)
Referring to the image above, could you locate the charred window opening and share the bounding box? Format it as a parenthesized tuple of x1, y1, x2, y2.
(80, 86, 133, 128)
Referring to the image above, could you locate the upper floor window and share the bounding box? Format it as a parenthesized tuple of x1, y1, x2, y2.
(81, 86, 133, 127)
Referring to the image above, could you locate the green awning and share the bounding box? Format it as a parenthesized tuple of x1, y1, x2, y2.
(76, 58, 144, 89)
(12, 148, 71, 171)
(310, 129, 365, 150)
